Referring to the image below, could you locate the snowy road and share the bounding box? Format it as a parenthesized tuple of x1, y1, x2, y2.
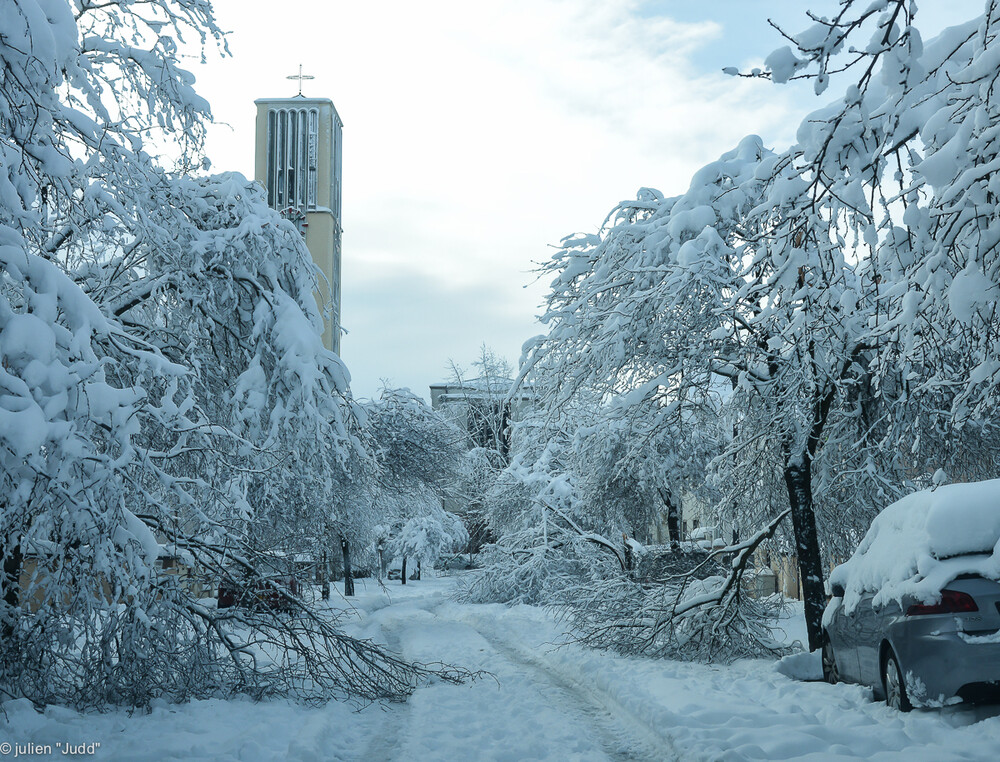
(353, 591, 678, 761)
(5, 575, 1000, 760)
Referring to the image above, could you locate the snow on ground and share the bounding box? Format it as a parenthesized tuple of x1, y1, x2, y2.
(0, 692, 381, 761)
(3, 574, 1000, 761)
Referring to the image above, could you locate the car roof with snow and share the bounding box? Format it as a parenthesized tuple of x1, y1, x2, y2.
(829, 479, 1000, 613)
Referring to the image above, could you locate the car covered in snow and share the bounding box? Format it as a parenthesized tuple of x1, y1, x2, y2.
(821, 479, 1000, 710)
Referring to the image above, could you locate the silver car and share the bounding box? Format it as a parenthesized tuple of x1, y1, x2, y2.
(822, 573, 1000, 710)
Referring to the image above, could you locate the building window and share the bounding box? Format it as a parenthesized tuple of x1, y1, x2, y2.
(266, 107, 319, 212)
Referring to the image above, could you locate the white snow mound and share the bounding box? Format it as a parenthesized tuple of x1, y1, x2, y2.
(830, 479, 1000, 614)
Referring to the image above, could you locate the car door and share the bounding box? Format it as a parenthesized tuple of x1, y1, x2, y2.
(851, 593, 892, 689)
(826, 596, 861, 683)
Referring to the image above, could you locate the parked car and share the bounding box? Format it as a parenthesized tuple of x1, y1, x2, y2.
(217, 574, 299, 612)
(822, 479, 1000, 711)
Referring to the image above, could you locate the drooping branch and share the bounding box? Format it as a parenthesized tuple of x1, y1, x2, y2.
(539, 500, 627, 571)
(670, 508, 790, 617)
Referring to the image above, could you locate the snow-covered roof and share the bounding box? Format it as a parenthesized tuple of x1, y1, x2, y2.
(830, 479, 1000, 613)
(431, 377, 529, 396)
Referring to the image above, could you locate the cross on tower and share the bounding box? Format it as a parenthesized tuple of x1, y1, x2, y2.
(287, 64, 314, 96)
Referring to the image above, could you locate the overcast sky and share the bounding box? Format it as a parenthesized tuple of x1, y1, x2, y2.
(191, 0, 981, 401)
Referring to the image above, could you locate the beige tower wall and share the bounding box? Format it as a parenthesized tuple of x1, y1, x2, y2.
(253, 97, 343, 355)
(304, 211, 340, 353)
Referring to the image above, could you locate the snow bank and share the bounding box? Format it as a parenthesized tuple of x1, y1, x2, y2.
(830, 479, 1000, 613)
(776, 650, 823, 682)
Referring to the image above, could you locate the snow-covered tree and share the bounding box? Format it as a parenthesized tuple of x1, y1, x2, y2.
(445, 346, 517, 458)
(453, 444, 504, 558)
(391, 510, 468, 581)
(573, 400, 720, 546)
(1, 0, 228, 707)
(746, 1, 1000, 438)
(563, 510, 792, 663)
(367, 388, 463, 498)
(737, 0, 1000, 638)
(460, 408, 652, 606)
(364, 388, 465, 584)
(441, 346, 536, 561)
(519, 136, 872, 649)
(520, 1, 1000, 654)
(160, 173, 373, 596)
(0, 0, 465, 707)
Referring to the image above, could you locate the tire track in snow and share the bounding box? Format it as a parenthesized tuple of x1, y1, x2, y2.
(358, 622, 410, 762)
(452, 608, 680, 762)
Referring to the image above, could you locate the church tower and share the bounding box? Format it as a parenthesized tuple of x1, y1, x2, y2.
(254, 77, 343, 354)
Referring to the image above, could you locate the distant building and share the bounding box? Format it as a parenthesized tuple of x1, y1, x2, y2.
(430, 378, 537, 557)
(253, 92, 343, 353)
(429, 378, 536, 461)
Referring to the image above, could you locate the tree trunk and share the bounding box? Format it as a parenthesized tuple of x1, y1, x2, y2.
(783, 457, 826, 652)
(1, 535, 22, 643)
(376, 542, 386, 581)
(658, 488, 680, 551)
(415, 559, 421, 581)
(320, 550, 330, 600)
(340, 537, 354, 597)
(401, 557, 407, 585)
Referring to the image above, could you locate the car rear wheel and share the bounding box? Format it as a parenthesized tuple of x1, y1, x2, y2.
(821, 636, 839, 684)
(883, 649, 912, 712)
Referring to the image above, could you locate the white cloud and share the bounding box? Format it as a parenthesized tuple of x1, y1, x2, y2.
(191, 0, 824, 399)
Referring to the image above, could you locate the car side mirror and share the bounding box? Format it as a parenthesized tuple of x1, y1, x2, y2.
(830, 582, 845, 598)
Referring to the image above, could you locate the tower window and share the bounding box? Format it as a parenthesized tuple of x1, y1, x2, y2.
(266, 107, 319, 212)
